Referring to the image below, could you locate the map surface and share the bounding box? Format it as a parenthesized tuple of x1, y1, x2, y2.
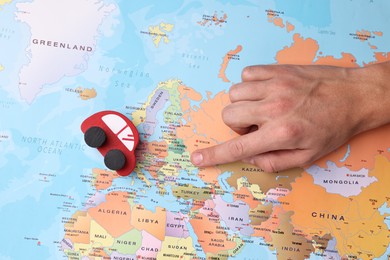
(1, 0, 390, 259)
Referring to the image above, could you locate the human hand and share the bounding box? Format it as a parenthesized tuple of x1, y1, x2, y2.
(191, 63, 390, 172)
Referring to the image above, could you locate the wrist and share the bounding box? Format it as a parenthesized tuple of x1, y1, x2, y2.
(352, 61, 390, 135)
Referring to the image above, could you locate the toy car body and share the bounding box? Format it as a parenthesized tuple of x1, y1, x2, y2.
(81, 110, 139, 176)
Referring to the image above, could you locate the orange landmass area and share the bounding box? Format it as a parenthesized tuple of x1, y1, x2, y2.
(218, 45, 243, 82)
(315, 124, 390, 171)
(280, 156, 390, 259)
(286, 21, 295, 33)
(181, 98, 191, 112)
(197, 166, 223, 186)
(365, 52, 390, 66)
(315, 52, 359, 67)
(267, 13, 277, 22)
(190, 213, 236, 254)
(356, 29, 371, 42)
(198, 12, 228, 27)
(272, 17, 284, 28)
(88, 191, 133, 238)
(369, 43, 378, 50)
(64, 211, 92, 244)
(177, 90, 235, 154)
(176, 90, 238, 184)
(276, 33, 359, 67)
(373, 31, 383, 37)
(276, 33, 319, 65)
(147, 140, 168, 158)
(268, 16, 295, 33)
(76, 87, 97, 100)
(178, 84, 202, 112)
(252, 206, 284, 242)
(213, 13, 228, 26)
(93, 168, 119, 191)
(131, 205, 166, 241)
(233, 186, 259, 209)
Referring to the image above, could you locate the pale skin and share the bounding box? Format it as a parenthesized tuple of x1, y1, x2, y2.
(191, 61, 390, 172)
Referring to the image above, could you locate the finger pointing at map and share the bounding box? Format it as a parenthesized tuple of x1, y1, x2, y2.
(191, 62, 390, 172)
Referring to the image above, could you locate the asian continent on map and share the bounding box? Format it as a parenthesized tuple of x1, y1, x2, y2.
(0, 1, 390, 260)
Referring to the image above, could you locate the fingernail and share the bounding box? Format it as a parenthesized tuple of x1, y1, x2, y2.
(192, 152, 203, 165)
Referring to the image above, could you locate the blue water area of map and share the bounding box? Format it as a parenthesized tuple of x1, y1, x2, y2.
(379, 202, 390, 232)
(134, 183, 188, 213)
(274, 0, 331, 27)
(0, 76, 101, 258)
(122, 0, 187, 19)
(237, 237, 277, 259)
(339, 144, 351, 163)
(0, 197, 51, 259)
(124, 0, 295, 101)
(0, 150, 90, 259)
(108, 170, 190, 214)
(176, 169, 207, 188)
(217, 171, 235, 203)
(96, 8, 154, 95)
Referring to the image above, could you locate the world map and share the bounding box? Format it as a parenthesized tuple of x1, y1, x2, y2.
(1, 0, 390, 259)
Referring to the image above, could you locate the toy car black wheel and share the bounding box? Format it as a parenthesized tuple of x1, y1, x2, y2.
(104, 149, 126, 171)
(84, 126, 106, 148)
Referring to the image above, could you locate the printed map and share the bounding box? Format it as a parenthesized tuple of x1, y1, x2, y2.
(0, 0, 390, 259)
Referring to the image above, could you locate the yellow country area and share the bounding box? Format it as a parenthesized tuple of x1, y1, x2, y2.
(0, 0, 11, 7)
(131, 79, 182, 126)
(148, 22, 174, 47)
(160, 22, 174, 32)
(280, 155, 390, 259)
(89, 220, 114, 247)
(0, 64, 4, 71)
(156, 236, 195, 259)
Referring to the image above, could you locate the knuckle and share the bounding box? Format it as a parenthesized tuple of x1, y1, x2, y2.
(221, 106, 235, 125)
(273, 77, 293, 90)
(228, 85, 239, 102)
(256, 158, 278, 173)
(277, 123, 302, 141)
(203, 147, 216, 163)
(227, 140, 245, 159)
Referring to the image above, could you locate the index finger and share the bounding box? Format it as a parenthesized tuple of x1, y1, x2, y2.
(191, 127, 281, 167)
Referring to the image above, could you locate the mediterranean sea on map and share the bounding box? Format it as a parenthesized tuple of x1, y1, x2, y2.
(0, 0, 390, 260)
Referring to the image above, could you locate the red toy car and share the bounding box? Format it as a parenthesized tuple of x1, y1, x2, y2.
(81, 110, 139, 176)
